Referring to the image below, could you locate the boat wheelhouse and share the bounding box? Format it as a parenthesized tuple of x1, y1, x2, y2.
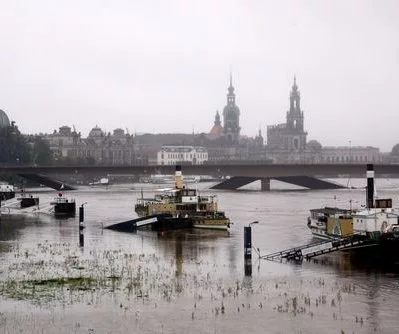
(50, 193, 76, 218)
(0, 184, 15, 201)
(307, 207, 354, 240)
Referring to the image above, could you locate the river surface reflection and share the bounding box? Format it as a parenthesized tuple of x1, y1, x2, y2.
(0, 179, 398, 333)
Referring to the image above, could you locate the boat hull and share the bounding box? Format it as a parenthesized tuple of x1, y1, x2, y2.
(346, 238, 399, 265)
(105, 214, 192, 232)
(0, 191, 15, 201)
(191, 217, 230, 230)
(20, 197, 39, 208)
(192, 224, 229, 230)
(54, 202, 76, 217)
(135, 207, 230, 230)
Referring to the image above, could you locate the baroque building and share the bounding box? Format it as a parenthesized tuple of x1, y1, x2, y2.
(265, 77, 383, 164)
(157, 146, 208, 165)
(46, 126, 81, 159)
(43, 125, 137, 165)
(267, 77, 308, 162)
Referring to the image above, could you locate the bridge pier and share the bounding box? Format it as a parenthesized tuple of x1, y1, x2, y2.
(260, 178, 270, 191)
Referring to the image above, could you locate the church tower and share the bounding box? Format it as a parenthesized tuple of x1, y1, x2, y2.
(255, 128, 264, 148)
(284, 77, 307, 151)
(209, 110, 223, 137)
(222, 73, 241, 144)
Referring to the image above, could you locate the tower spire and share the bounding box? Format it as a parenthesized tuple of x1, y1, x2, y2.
(227, 71, 235, 101)
(293, 75, 298, 90)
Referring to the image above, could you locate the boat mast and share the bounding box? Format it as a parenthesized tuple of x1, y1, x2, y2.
(366, 164, 374, 209)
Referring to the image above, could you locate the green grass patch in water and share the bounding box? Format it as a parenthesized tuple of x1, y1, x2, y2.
(25, 277, 96, 289)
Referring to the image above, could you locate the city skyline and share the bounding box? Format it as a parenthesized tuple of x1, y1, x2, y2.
(1, 1, 398, 151)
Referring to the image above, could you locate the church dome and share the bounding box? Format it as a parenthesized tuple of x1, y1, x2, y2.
(209, 124, 223, 137)
(0, 109, 10, 128)
(88, 126, 105, 137)
(307, 140, 322, 152)
(209, 110, 223, 138)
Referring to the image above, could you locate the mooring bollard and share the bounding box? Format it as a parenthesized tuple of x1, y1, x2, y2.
(244, 226, 252, 260)
(244, 221, 259, 276)
(79, 203, 87, 247)
(79, 202, 87, 230)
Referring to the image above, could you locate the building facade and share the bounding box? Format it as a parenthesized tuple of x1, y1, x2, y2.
(43, 125, 137, 165)
(320, 146, 381, 163)
(157, 146, 208, 165)
(45, 126, 81, 159)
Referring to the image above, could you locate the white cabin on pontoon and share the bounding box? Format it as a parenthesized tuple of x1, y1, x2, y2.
(353, 198, 399, 237)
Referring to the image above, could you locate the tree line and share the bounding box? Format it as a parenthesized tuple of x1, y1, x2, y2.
(0, 124, 52, 165)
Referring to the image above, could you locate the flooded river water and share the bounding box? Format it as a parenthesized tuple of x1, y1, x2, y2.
(1, 178, 399, 333)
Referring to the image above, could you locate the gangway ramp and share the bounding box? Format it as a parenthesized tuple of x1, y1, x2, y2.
(261, 236, 376, 262)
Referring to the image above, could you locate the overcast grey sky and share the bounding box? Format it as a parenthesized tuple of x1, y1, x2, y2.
(0, 0, 398, 151)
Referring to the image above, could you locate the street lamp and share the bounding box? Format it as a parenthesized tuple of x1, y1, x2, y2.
(249, 221, 259, 227)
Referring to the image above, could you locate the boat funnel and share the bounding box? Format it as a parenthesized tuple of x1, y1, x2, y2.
(175, 165, 183, 189)
(366, 164, 374, 209)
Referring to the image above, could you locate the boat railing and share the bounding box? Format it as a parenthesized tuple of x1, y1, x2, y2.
(50, 197, 75, 204)
(137, 196, 182, 206)
(198, 195, 217, 203)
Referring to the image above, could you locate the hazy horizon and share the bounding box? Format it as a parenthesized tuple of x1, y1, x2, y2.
(1, 1, 398, 151)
